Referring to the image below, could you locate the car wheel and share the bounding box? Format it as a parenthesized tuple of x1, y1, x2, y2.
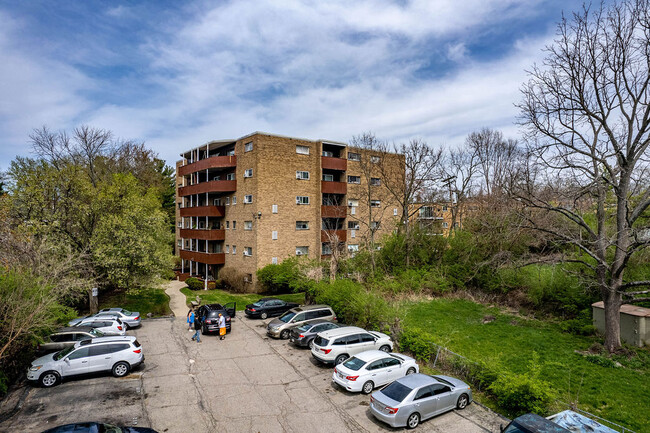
(260, 312, 268, 319)
(280, 330, 290, 339)
(406, 367, 416, 375)
(406, 412, 420, 429)
(362, 381, 374, 394)
(379, 345, 391, 353)
(39, 371, 60, 388)
(456, 393, 469, 410)
(335, 354, 348, 365)
(112, 362, 130, 378)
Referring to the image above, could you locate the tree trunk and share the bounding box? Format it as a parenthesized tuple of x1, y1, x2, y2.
(602, 290, 622, 352)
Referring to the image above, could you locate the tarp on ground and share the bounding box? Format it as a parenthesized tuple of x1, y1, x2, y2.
(548, 410, 620, 433)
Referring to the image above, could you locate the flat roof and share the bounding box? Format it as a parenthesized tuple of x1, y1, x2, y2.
(592, 301, 650, 317)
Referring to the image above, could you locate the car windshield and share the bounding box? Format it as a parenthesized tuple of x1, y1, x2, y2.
(120, 309, 132, 315)
(53, 345, 75, 361)
(297, 323, 313, 332)
(251, 301, 265, 308)
(503, 425, 528, 433)
(342, 357, 365, 371)
(90, 329, 104, 337)
(381, 382, 413, 403)
(279, 311, 296, 323)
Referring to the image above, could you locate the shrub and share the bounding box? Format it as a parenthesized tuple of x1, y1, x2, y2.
(185, 277, 203, 291)
(257, 258, 310, 294)
(219, 267, 249, 293)
(488, 353, 555, 415)
(399, 327, 437, 361)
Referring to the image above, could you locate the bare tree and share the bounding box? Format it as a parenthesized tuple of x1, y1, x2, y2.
(518, 0, 650, 352)
(466, 128, 522, 196)
(439, 144, 480, 235)
(378, 138, 442, 266)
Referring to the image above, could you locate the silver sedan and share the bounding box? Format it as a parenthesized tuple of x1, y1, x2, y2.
(369, 373, 472, 429)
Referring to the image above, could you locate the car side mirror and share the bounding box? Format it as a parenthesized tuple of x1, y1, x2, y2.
(64, 358, 70, 363)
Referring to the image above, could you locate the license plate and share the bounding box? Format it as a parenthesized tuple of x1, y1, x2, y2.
(338, 372, 344, 379)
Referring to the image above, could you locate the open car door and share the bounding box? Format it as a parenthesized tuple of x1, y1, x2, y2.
(224, 302, 236, 318)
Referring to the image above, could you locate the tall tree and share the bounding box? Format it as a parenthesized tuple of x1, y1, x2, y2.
(439, 144, 479, 236)
(518, 0, 650, 352)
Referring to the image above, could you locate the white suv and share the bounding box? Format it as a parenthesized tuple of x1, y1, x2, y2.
(311, 326, 393, 365)
(27, 336, 144, 387)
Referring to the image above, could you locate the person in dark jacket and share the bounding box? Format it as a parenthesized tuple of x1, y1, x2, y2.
(191, 314, 201, 343)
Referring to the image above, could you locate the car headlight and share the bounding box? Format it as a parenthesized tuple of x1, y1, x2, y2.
(30, 365, 43, 371)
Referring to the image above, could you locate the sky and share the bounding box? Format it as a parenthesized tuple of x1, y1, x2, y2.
(0, 0, 591, 171)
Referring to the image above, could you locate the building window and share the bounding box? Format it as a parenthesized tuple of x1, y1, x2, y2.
(226, 221, 230, 229)
(244, 195, 253, 204)
(347, 175, 361, 184)
(272, 231, 278, 240)
(442, 222, 449, 228)
(371, 200, 381, 207)
(322, 173, 334, 182)
(371, 221, 380, 229)
(350, 230, 356, 238)
(296, 246, 309, 256)
(370, 178, 381, 186)
(348, 244, 359, 253)
(370, 155, 381, 163)
(226, 172, 235, 181)
(244, 273, 253, 283)
(232, 245, 236, 254)
(232, 196, 236, 205)
(177, 240, 182, 247)
(226, 197, 230, 205)
(272, 257, 278, 265)
(244, 142, 253, 152)
(232, 221, 236, 230)
(348, 152, 361, 161)
(296, 196, 310, 205)
(322, 243, 332, 255)
(322, 150, 333, 157)
(296, 145, 310, 155)
(442, 205, 448, 211)
(244, 247, 252, 256)
(272, 204, 278, 213)
(226, 244, 231, 253)
(244, 221, 253, 230)
(394, 208, 398, 216)
(244, 168, 253, 178)
(296, 221, 309, 230)
(296, 171, 310, 180)
(348, 221, 360, 230)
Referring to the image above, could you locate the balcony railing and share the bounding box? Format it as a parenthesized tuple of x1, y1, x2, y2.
(321, 205, 347, 218)
(179, 250, 225, 265)
(178, 155, 237, 176)
(321, 156, 347, 171)
(179, 205, 226, 217)
(321, 229, 347, 242)
(321, 181, 347, 195)
(179, 229, 225, 241)
(178, 180, 237, 197)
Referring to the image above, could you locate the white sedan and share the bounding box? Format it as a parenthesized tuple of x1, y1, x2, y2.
(73, 317, 126, 336)
(332, 350, 419, 394)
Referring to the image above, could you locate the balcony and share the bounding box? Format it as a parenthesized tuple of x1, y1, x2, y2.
(179, 250, 225, 265)
(179, 205, 225, 218)
(321, 229, 347, 242)
(321, 205, 347, 218)
(178, 180, 237, 197)
(178, 155, 237, 176)
(321, 181, 346, 195)
(321, 156, 347, 171)
(179, 229, 225, 241)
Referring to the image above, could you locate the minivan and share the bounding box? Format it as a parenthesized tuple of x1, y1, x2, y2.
(266, 305, 336, 339)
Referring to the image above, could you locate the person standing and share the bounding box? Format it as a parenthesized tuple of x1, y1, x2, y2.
(218, 313, 226, 340)
(187, 309, 194, 331)
(191, 313, 202, 343)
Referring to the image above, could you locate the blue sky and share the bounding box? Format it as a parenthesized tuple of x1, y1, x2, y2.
(0, 0, 589, 170)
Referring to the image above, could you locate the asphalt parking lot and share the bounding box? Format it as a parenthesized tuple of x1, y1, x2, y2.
(0, 282, 507, 433)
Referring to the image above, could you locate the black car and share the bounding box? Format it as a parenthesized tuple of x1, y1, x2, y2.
(196, 303, 236, 334)
(42, 422, 157, 433)
(289, 320, 340, 348)
(245, 298, 300, 319)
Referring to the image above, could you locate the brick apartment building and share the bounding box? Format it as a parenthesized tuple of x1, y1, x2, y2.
(175, 132, 404, 288)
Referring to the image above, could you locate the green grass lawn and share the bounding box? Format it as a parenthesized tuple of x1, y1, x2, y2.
(180, 287, 305, 310)
(99, 287, 172, 317)
(402, 298, 649, 432)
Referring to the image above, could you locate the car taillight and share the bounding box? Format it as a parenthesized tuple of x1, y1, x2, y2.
(133, 349, 142, 353)
(346, 375, 358, 381)
(226, 317, 230, 322)
(333, 367, 337, 374)
(386, 406, 399, 414)
(321, 348, 331, 354)
(118, 326, 123, 330)
(370, 396, 374, 403)
(249, 308, 256, 312)
(299, 334, 305, 338)
(134, 316, 140, 321)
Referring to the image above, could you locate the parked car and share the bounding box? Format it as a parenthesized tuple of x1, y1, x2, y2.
(42, 422, 157, 433)
(196, 303, 236, 334)
(500, 413, 572, 433)
(245, 298, 300, 319)
(311, 326, 393, 365)
(69, 308, 140, 329)
(369, 373, 472, 429)
(72, 317, 126, 336)
(333, 350, 419, 394)
(68, 313, 120, 327)
(37, 327, 104, 354)
(290, 320, 340, 348)
(267, 305, 336, 339)
(27, 336, 144, 388)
